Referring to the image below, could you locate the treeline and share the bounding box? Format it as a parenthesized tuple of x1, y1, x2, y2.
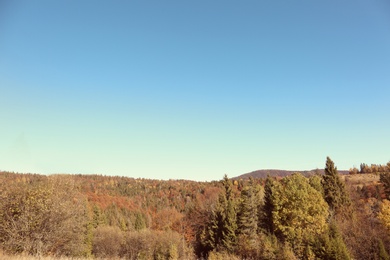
(195, 157, 390, 259)
(1, 157, 390, 259)
(349, 161, 390, 174)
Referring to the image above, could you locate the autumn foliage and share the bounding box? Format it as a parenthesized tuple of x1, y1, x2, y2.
(1, 157, 390, 259)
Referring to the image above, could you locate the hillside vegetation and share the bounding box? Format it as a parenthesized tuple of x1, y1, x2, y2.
(1, 157, 390, 259)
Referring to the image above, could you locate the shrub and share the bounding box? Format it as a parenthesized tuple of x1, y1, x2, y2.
(92, 225, 123, 258)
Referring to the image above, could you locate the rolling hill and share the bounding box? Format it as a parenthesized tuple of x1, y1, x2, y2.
(234, 168, 350, 179)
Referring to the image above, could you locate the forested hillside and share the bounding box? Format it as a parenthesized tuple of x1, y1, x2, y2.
(1, 157, 390, 259)
(235, 168, 350, 179)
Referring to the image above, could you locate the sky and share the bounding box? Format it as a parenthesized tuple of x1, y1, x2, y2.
(0, 0, 389, 181)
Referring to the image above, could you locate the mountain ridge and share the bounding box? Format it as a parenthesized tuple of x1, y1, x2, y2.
(234, 168, 350, 179)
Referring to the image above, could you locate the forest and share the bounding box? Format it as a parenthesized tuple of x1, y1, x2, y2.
(1, 157, 390, 259)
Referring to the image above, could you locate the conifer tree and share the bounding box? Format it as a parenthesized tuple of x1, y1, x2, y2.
(220, 175, 237, 252)
(221, 198, 237, 252)
(322, 157, 351, 213)
(262, 176, 277, 234)
(200, 175, 237, 254)
(134, 212, 146, 230)
(237, 178, 258, 238)
(312, 221, 351, 260)
(380, 172, 390, 200)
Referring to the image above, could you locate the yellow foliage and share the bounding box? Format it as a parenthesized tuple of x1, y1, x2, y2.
(272, 174, 329, 257)
(378, 199, 390, 232)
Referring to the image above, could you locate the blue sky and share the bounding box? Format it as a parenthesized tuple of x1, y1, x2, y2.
(1, 0, 389, 181)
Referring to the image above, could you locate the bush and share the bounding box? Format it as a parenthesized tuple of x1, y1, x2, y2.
(0, 177, 88, 257)
(120, 230, 194, 260)
(92, 225, 123, 258)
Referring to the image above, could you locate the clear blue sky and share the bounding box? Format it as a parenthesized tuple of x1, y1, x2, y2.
(1, 1, 389, 181)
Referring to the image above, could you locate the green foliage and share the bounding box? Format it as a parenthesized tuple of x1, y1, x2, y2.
(200, 175, 237, 254)
(134, 212, 147, 231)
(221, 199, 237, 252)
(2, 166, 390, 259)
(311, 221, 351, 260)
(262, 176, 278, 234)
(322, 157, 351, 214)
(91, 204, 105, 228)
(237, 178, 259, 238)
(104, 203, 134, 231)
(271, 173, 329, 257)
(309, 174, 324, 195)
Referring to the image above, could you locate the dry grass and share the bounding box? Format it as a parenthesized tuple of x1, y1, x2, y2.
(0, 251, 89, 260)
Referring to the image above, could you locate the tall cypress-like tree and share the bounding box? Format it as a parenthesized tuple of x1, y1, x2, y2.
(322, 157, 351, 213)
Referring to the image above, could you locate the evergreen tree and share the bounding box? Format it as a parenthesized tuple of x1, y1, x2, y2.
(92, 204, 105, 228)
(322, 157, 351, 213)
(222, 174, 233, 201)
(237, 178, 258, 238)
(219, 175, 237, 252)
(312, 221, 351, 260)
(380, 172, 390, 200)
(134, 212, 146, 231)
(221, 198, 237, 252)
(262, 176, 277, 234)
(200, 175, 237, 254)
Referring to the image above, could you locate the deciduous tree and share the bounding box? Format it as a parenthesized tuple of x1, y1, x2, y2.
(272, 173, 329, 257)
(0, 176, 88, 257)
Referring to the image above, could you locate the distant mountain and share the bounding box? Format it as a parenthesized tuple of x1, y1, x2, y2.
(234, 169, 349, 179)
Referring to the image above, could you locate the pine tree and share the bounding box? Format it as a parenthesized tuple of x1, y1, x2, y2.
(219, 175, 237, 252)
(200, 175, 237, 254)
(322, 157, 351, 213)
(237, 178, 258, 238)
(262, 176, 277, 234)
(312, 221, 351, 260)
(221, 198, 237, 252)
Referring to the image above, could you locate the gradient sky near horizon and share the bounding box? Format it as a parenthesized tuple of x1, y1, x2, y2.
(1, 1, 389, 181)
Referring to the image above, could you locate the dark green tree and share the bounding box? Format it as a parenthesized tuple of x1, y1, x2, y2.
(312, 221, 351, 260)
(200, 175, 237, 254)
(262, 176, 277, 234)
(322, 157, 351, 214)
(237, 178, 259, 238)
(221, 197, 237, 252)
